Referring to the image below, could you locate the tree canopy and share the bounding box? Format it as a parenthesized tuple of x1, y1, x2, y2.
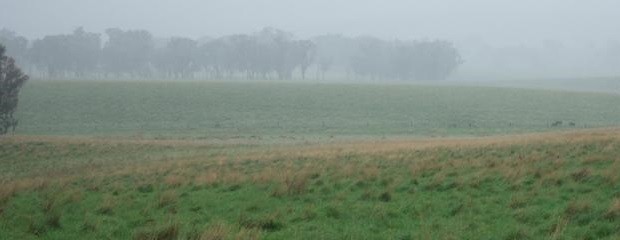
(0, 44, 29, 134)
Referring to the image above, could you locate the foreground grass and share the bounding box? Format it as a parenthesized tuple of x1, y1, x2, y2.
(1, 129, 619, 239)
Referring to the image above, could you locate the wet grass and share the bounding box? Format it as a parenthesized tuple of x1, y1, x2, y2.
(1, 129, 619, 239)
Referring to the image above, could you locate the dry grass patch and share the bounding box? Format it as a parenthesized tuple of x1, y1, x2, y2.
(410, 159, 442, 178)
(195, 171, 220, 187)
(564, 199, 592, 218)
(234, 228, 262, 240)
(164, 175, 185, 188)
(200, 222, 230, 240)
(604, 198, 620, 220)
(541, 170, 565, 187)
(0, 182, 16, 212)
(221, 171, 246, 185)
(582, 154, 612, 165)
(570, 168, 592, 182)
(603, 160, 620, 185)
(272, 170, 310, 197)
(499, 164, 528, 185)
(65, 189, 84, 204)
(360, 164, 380, 181)
(238, 212, 283, 232)
(250, 167, 278, 184)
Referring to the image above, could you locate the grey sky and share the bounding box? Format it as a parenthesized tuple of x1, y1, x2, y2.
(1, 0, 619, 45)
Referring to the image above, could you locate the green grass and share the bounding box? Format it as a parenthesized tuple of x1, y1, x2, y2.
(3, 80, 620, 239)
(0, 130, 619, 239)
(14, 80, 620, 139)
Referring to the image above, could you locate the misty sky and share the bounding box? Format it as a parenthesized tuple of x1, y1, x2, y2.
(1, 0, 619, 45)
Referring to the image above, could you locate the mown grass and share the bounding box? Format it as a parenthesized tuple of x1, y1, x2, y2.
(14, 80, 620, 139)
(1, 129, 619, 239)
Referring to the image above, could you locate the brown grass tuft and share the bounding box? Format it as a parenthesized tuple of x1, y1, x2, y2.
(97, 196, 116, 215)
(158, 190, 178, 208)
(81, 215, 99, 232)
(42, 194, 58, 213)
(235, 227, 262, 240)
(541, 170, 565, 186)
(238, 213, 283, 232)
(564, 199, 592, 218)
(66, 189, 84, 203)
(604, 198, 620, 220)
(509, 194, 529, 209)
(164, 175, 184, 188)
(582, 155, 611, 165)
(549, 216, 569, 240)
(570, 168, 591, 182)
(410, 159, 442, 178)
(360, 164, 380, 181)
(0, 183, 16, 213)
(222, 171, 246, 185)
(195, 172, 220, 187)
(499, 164, 526, 185)
(272, 171, 309, 197)
(200, 222, 230, 240)
(603, 161, 620, 185)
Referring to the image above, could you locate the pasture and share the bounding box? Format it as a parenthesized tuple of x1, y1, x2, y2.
(0, 130, 619, 239)
(2, 80, 620, 239)
(14, 80, 620, 139)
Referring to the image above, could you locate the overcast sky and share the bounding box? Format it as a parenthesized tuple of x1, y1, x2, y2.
(1, 0, 619, 45)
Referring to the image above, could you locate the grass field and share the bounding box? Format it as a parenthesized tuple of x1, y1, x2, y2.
(2, 80, 620, 239)
(1, 129, 619, 239)
(14, 80, 620, 139)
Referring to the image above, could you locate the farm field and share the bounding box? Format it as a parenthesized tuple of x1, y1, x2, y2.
(2, 80, 620, 239)
(0, 129, 619, 239)
(14, 80, 620, 140)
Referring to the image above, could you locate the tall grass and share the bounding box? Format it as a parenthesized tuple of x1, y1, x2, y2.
(0, 129, 619, 239)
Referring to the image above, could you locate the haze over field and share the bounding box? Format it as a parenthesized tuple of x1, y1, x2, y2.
(2, 0, 620, 80)
(2, 0, 619, 43)
(2, 1, 620, 239)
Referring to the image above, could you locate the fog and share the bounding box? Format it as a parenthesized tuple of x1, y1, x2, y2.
(2, 0, 620, 81)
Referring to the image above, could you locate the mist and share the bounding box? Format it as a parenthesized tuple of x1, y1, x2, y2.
(2, 0, 620, 81)
(3, 2, 620, 238)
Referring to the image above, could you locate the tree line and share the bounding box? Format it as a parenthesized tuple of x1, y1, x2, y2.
(0, 27, 462, 81)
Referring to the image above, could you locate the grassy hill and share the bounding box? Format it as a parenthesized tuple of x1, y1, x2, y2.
(1, 129, 619, 239)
